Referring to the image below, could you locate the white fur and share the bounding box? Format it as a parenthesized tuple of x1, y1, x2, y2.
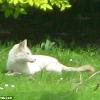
(6, 40, 95, 75)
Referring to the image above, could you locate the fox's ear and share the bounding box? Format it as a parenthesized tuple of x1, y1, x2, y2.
(19, 39, 27, 48)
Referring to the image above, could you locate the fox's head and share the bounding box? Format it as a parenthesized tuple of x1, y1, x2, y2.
(8, 39, 36, 63)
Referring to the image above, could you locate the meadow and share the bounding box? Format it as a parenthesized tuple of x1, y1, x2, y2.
(0, 41, 100, 100)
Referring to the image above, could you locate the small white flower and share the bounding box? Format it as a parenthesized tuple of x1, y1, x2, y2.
(11, 85, 15, 88)
(0, 87, 4, 90)
(60, 78, 63, 80)
(5, 84, 8, 87)
(69, 59, 73, 61)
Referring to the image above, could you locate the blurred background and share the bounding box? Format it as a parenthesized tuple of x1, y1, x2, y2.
(0, 0, 100, 46)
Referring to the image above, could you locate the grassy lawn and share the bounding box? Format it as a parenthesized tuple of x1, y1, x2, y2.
(0, 44, 100, 100)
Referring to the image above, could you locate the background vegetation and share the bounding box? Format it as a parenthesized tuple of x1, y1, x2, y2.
(0, 0, 100, 46)
(0, 0, 71, 18)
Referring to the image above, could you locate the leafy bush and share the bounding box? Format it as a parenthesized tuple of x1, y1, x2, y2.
(41, 39, 55, 50)
(0, 0, 71, 18)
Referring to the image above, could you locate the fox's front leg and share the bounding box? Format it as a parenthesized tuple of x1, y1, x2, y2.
(5, 70, 22, 76)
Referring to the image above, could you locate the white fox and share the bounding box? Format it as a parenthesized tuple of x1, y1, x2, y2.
(6, 39, 95, 75)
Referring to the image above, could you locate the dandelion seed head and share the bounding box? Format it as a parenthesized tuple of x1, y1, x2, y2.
(11, 85, 15, 88)
(60, 78, 63, 80)
(69, 59, 73, 61)
(5, 84, 8, 87)
(0, 87, 4, 90)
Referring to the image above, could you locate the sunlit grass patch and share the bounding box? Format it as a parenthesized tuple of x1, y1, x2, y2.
(0, 44, 99, 100)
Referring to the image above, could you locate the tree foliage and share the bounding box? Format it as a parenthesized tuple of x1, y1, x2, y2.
(0, 0, 71, 18)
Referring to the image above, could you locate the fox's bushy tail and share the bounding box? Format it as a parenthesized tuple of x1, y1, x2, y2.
(60, 64, 95, 72)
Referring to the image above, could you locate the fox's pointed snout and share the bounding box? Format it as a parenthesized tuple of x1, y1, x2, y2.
(29, 59, 36, 63)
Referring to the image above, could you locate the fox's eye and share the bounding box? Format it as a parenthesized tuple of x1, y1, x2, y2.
(26, 52, 30, 55)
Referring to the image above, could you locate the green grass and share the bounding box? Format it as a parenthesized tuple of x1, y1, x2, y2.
(0, 44, 100, 100)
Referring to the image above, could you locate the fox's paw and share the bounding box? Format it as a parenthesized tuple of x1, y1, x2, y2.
(5, 71, 22, 76)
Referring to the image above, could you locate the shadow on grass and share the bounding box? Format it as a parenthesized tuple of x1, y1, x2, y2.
(39, 91, 77, 100)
